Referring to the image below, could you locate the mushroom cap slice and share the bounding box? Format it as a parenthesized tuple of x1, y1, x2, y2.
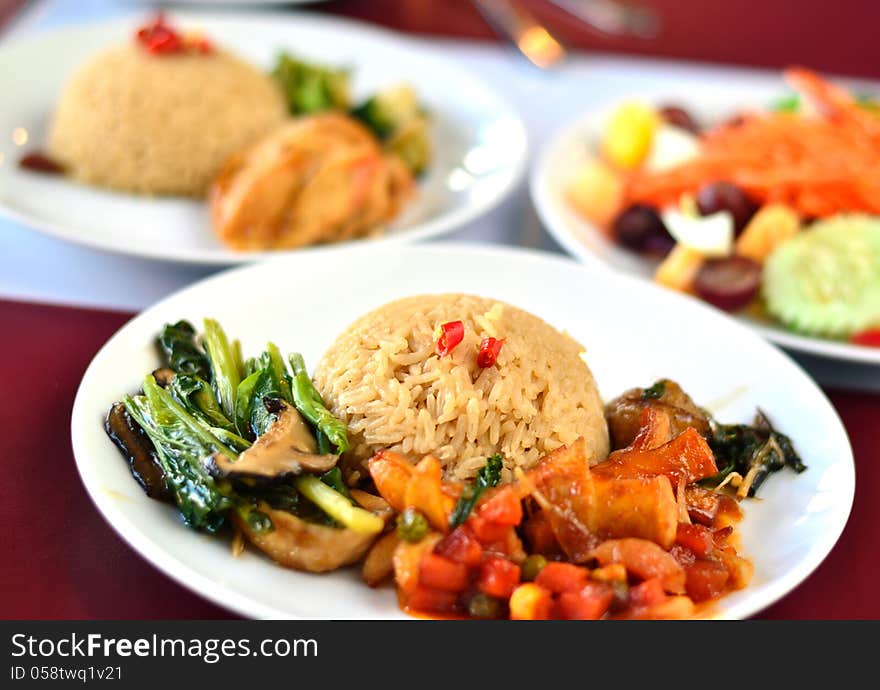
(208, 401, 338, 479)
(234, 500, 385, 573)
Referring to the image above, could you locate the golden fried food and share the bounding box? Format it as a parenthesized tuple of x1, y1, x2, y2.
(210, 113, 414, 250)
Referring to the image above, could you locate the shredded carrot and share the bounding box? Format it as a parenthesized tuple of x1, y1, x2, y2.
(627, 68, 880, 218)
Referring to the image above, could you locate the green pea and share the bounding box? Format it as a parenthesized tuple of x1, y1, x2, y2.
(468, 593, 503, 619)
(396, 507, 428, 543)
(521, 554, 548, 582)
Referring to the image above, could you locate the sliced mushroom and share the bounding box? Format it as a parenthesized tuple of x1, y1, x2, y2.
(207, 401, 338, 480)
(105, 402, 171, 502)
(151, 367, 176, 388)
(233, 502, 378, 572)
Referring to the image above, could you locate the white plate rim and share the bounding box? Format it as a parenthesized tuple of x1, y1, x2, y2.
(530, 101, 880, 366)
(70, 242, 856, 619)
(0, 10, 529, 266)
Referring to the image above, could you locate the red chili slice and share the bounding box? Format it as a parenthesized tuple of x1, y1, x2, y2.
(436, 321, 464, 356)
(477, 337, 504, 368)
(135, 14, 212, 55)
(851, 329, 880, 348)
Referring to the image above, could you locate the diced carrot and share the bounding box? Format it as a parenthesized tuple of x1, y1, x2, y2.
(478, 487, 523, 526)
(675, 523, 714, 558)
(468, 514, 511, 544)
(556, 583, 614, 620)
(406, 586, 459, 615)
(434, 527, 483, 567)
(509, 583, 553, 620)
(418, 553, 469, 593)
(628, 578, 667, 608)
(535, 562, 591, 594)
(684, 559, 730, 602)
(478, 557, 521, 599)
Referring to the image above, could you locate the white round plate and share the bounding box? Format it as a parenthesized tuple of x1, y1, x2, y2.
(531, 84, 880, 365)
(71, 243, 854, 619)
(0, 11, 527, 264)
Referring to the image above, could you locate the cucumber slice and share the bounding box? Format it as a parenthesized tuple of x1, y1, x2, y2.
(762, 214, 880, 337)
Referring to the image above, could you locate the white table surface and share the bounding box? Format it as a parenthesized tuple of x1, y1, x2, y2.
(2, 0, 879, 390)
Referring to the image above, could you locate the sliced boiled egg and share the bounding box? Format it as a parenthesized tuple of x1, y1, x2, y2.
(662, 208, 734, 258)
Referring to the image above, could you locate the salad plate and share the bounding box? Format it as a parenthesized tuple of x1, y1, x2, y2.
(531, 79, 880, 365)
(71, 243, 854, 619)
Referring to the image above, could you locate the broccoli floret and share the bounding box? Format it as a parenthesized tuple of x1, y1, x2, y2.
(272, 52, 351, 115)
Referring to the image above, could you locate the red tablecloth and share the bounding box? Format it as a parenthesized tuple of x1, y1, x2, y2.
(3, 299, 878, 619)
(3, 0, 880, 620)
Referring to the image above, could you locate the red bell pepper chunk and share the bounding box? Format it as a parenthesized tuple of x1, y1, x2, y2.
(556, 582, 614, 620)
(419, 553, 469, 593)
(628, 578, 667, 608)
(535, 562, 591, 594)
(434, 527, 483, 567)
(851, 328, 880, 348)
(407, 586, 459, 614)
(478, 486, 523, 526)
(684, 559, 730, 602)
(478, 557, 521, 599)
(675, 523, 714, 558)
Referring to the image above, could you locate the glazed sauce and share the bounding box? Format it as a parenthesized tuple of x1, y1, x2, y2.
(18, 151, 65, 175)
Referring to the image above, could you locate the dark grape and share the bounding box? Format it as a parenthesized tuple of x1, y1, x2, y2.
(612, 205, 674, 256)
(658, 104, 700, 134)
(694, 256, 762, 312)
(696, 182, 758, 234)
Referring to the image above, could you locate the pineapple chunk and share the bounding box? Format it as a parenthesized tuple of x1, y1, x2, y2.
(735, 204, 800, 263)
(655, 243, 705, 293)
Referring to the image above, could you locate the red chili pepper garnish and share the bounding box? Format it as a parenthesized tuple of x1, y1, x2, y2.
(18, 152, 65, 175)
(435, 321, 465, 357)
(134, 14, 212, 55)
(477, 337, 504, 368)
(851, 328, 880, 348)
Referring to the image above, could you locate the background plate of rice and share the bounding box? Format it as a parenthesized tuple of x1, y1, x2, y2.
(71, 243, 853, 619)
(0, 10, 527, 264)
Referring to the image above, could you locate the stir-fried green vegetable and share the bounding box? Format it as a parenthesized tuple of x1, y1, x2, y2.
(272, 52, 351, 115)
(702, 409, 806, 496)
(156, 320, 209, 379)
(202, 318, 241, 421)
(449, 453, 504, 528)
(351, 84, 432, 175)
(123, 375, 237, 532)
(289, 353, 350, 453)
(109, 319, 362, 539)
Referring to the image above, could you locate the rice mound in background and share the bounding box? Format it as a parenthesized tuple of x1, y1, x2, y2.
(313, 294, 609, 482)
(48, 44, 287, 196)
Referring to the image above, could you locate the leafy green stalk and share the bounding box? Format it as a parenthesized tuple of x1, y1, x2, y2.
(123, 375, 238, 532)
(703, 409, 806, 496)
(156, 320, 209, 378)
(202, 319, 241, 421)
(320, 467, 352, 501)
(289, 353, 350, 453)
(170, 374, 235, 432)
(449, 454, 504, 528)
(266, 343, 293, 403)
